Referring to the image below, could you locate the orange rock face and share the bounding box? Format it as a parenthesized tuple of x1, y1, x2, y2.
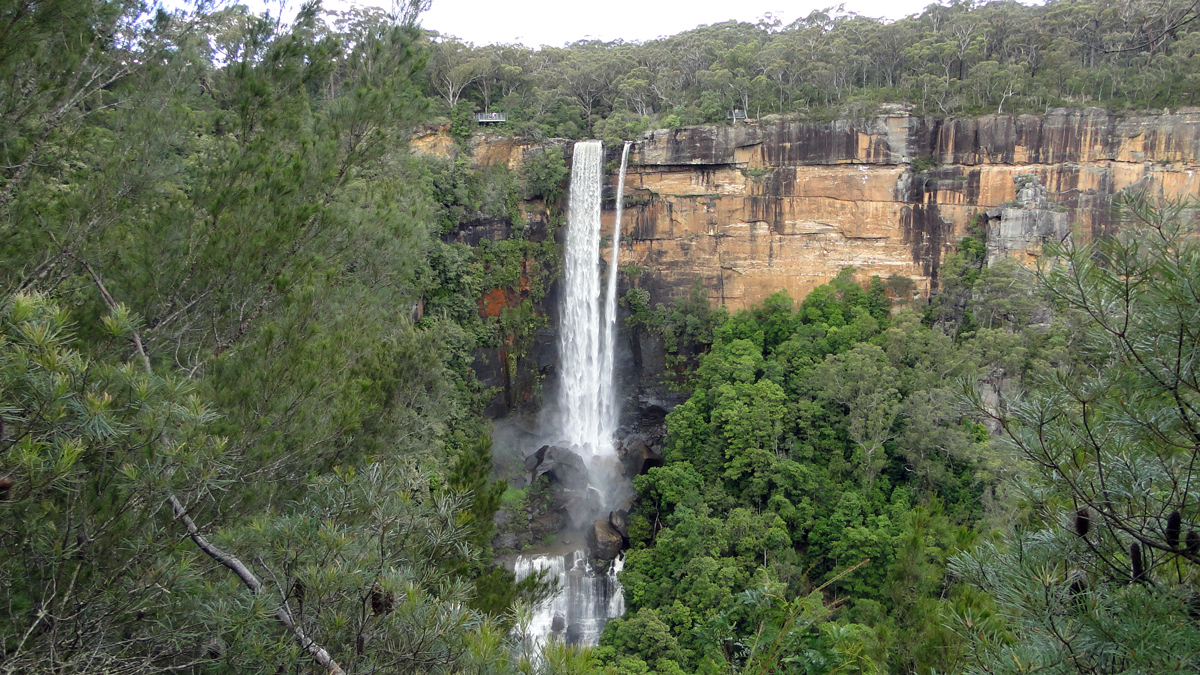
(617, 108, 1200, 309)
(418, 108, 1200, 310)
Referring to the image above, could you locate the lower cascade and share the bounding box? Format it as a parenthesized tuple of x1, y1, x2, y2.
(513, 550, 625, 646)
(511, 140, 634, 649)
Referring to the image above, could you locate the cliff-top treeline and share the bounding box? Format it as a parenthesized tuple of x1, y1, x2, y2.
(426, 0, 1200, 141)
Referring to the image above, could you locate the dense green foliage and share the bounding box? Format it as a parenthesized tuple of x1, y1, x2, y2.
(624, 282, 728, 387)
(607, 198, 1200, 675)
(425, 0, 1200, 140)
(0, 2, 551, 672)
(605, 271, 1024, 675)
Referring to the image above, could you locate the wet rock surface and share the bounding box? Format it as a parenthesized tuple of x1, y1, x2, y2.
(564, 489, 604, 530)
(587, 519, 624, 560)
(608, 509, 628, 538)
(618, 435, 665, 477)
(528, 444, 591, 491)
(491, 391, 675, 556)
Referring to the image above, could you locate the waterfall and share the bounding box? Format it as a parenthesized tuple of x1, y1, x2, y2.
(513, 550, 624, 648)
(557, 140, 607, 454)
(512, 140, 633, 650)
(556, 139, 631, 457)
(599, 141, 632, 445)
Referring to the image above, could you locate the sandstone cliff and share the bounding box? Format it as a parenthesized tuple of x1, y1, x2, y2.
(620, 108, 1200, 309)
(412, 108, 1199, 414)
(416, 108, 1199, 311)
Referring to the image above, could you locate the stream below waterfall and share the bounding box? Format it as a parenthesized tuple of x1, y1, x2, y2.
(510, 140, 634, 649)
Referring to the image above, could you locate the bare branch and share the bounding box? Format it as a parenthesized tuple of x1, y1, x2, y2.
(168, 496, 346, 675)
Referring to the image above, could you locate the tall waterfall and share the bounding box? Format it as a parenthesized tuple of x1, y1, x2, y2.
(513, 140, 633, 650)
(598, 141, 632, 445)
(557, 139, 608, 454)
(558, 139, 632, 457)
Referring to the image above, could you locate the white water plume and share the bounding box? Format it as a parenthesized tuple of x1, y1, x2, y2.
(513, 550, 624, 649)
(515, 140, 632, 651)
(557, 140, 612, 457)
(598, 141, 632, 446)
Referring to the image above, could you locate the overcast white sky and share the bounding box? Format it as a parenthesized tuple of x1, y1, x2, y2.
(416, 0, 937, 46)
(291, 0, 941, 47)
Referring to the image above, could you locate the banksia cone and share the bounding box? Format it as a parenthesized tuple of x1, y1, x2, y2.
(292, 580, 306, 603)
(1167, 510, 1182, 549)
(1075, 508, 1091, 536)
(205, 638, 225, 659)
(1188, 529, 1200, 555)
(1131, 543, 1145, 583)
(370, 584, 394, 615)
(0, 477, 11, 502)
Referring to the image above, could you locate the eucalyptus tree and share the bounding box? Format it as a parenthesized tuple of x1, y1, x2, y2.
(427, 36, 488, 110)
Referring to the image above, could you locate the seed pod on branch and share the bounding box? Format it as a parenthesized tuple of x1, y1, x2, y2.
(370, 584, 394, 616)
(1187, 530, 1200, 555)
(1131, 543, 1145, 583)
(1167, 510, 1182, 549)
(1067, 576, 1088, 604)
(1075, 508, 1091, 537)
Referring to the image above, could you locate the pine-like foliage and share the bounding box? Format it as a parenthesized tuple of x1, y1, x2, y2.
(950, 194, 1200, 673)
(0, 293, 228, 671)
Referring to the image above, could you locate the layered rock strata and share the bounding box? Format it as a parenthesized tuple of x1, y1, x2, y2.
(619, 107, 1200, 308)
(417, 108, 1200, 309)
(411, 109, 1200, 412)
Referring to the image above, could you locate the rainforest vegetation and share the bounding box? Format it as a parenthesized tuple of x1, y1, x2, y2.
(2, 0, 1200, 673)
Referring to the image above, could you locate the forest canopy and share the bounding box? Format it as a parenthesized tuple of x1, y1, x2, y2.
(422, 0, 1200, 140)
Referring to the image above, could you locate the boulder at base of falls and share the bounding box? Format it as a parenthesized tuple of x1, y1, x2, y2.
(587, 519, 624, 560)
(527, 445, 591, 491)
(564, 489, 604, 529)
(523, 445, 548, 475)
(608, 509, 628, 538)
(618, 435, 664, 476)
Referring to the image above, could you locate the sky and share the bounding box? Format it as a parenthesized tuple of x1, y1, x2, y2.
(297, 0, 941, 47)
(416, 0, 937, 47)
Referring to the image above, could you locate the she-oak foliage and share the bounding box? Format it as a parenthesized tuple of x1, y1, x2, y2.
(949, 195, 1200, 673)
(0, 2, 547, 673)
